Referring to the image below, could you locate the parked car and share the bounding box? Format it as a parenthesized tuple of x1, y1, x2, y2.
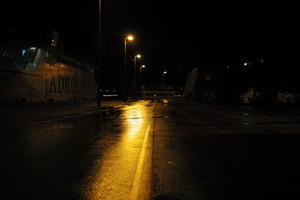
(277, 87, 300, 104)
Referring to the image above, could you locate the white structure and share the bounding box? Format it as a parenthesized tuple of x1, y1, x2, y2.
(183, 67, 198, 98)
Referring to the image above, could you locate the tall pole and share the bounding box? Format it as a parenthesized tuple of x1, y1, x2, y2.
(98, 0, 102, 55)
(97, 0, 102, 106)
(139, 66, 142, 86)
(124, 38, 127, 102)
(139, 65, 145, 92)
(162, 71, 167, 88)
(140, 66, 143, 98)
(134, 56, 137, 98)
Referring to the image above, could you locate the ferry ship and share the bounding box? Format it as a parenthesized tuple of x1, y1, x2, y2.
(0, 31, 97, 103)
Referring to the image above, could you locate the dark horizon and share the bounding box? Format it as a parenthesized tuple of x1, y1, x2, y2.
(1, 0, 299, 88)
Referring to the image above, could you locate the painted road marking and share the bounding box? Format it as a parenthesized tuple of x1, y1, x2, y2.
(130, 125, 151, 200)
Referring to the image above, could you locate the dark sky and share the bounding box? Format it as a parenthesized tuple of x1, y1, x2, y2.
(1, 0, 299, 87)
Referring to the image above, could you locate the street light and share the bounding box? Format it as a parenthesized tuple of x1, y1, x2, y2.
(139, 65, 146, 84)
(133, 54, 142, 97)
(139, 65, 146, 98)
(162, 70, 167, 88)
(123, 34, 134, 102)
(127, 35, 134, 41)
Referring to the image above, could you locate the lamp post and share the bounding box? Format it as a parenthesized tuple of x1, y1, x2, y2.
(123, 35, 134, 102)
(133, 54, 141, 97)
(96, 0, 102, 106)
(139, 65, 146, 97)
(139, 64, 146, 83)
(162, 70, 167, 88)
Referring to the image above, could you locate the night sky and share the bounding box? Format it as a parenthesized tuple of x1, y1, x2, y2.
(1, 0, 299, 88)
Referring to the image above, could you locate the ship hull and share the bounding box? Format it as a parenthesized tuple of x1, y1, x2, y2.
(0, 61, 96, 103)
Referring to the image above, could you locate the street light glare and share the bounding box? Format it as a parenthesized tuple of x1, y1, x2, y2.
(127, 35, 134, 41)
(163, 71, 167, 74)
(141, 65, 146, 68)
(136, 54, 142, 58)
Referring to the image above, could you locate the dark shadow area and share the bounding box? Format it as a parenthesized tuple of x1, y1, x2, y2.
(0, 110, 121, 200)
(184, 134, 300, 199)
(153, 194, 181, 200)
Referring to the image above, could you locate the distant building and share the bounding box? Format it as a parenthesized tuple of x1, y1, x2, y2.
(183, 66, 238, 102)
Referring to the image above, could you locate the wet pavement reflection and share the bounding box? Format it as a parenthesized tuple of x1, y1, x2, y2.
(0, 100, 154, 200)
(82, 102, 153, 200)
(2, 99, 300, 200)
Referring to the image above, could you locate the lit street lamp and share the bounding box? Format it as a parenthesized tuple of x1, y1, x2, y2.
(133, 54, 142, 75)
(139, 65, 146, 98)
(139, 64, 146, 85)
(162, 70, 167, 87)
(129, 53, 142, 98)
(123, 34, 134, 102)
(133, 54, 142, 97)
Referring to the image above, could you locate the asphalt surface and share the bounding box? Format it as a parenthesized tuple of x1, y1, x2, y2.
(152, 100, 300, 200)
(1, 99, 300, 200)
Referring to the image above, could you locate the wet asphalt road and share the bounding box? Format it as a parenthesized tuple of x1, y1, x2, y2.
(1, 99, 300, 200)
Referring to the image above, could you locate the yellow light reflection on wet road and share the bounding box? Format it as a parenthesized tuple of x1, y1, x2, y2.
(83, 101, 153, 200)
(162, 99, 169, 104)
(126, 105, 144, 139)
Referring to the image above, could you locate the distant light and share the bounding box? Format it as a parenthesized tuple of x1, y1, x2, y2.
(260, 59, 264, 63)
(103, 94, 118, 97)
(244, 62, 248, 66)
(30, 47, 37, 50)
(21, 49, 26, 56)
(163, 71, 167, 74)
(141, 65, 146, 68)
(136, 54, 142, 58)
(226, 65, 230, 69)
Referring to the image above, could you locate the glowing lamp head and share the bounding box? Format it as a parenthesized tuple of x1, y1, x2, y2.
(136, 54, 142, 59)
(163, 71, 167, 74)
(127, 35, 134, 41)
(141, 65, 146, 68)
